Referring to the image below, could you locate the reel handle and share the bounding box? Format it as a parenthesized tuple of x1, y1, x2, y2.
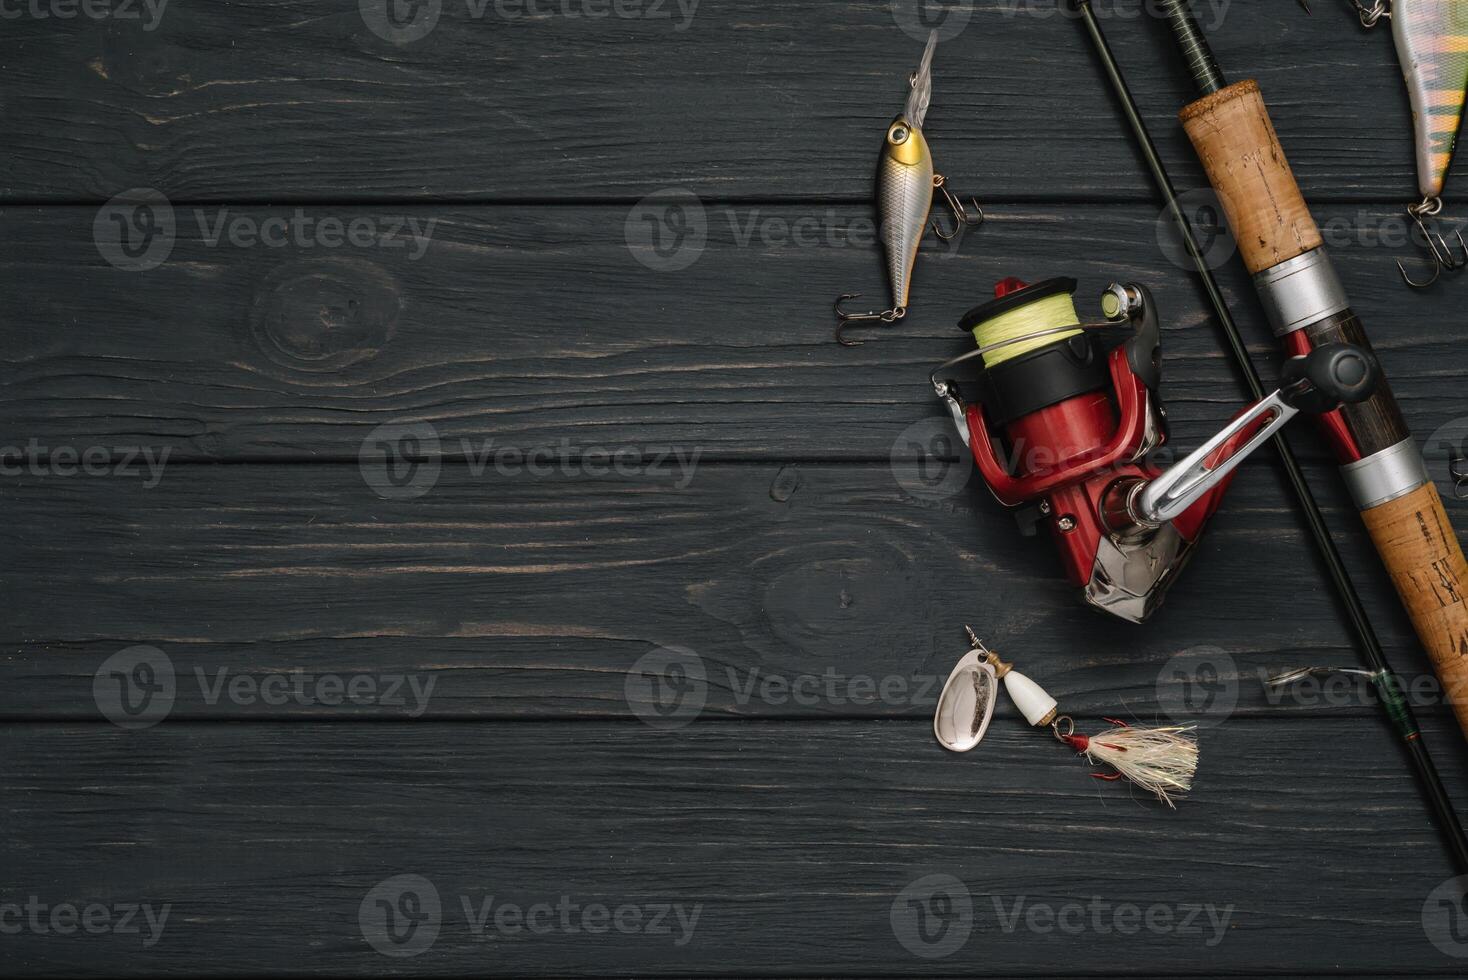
(1127, 344, 1378, 526)
(1279, 343, 1379, 414)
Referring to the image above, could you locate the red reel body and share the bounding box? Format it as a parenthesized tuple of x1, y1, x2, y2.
(962, 319, 1225, 595)
(932, 277, 1375, 622)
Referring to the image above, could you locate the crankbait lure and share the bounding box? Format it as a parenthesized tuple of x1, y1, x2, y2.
(1344, 0, 1468, 286)
(935, 629, 1199, 808)
(834, 30, 982, 346)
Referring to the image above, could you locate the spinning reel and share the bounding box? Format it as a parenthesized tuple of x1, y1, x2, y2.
(931, 277, 1379, 623)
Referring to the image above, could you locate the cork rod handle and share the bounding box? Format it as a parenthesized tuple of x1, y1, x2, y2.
(1179, 80, 1323, 275)
(1361, 484, 1468, 735)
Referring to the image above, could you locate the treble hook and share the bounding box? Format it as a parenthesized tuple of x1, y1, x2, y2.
(930, 174, 985, 242)
(1398, 197, 1468, 288)
(833, 294, 905, 347)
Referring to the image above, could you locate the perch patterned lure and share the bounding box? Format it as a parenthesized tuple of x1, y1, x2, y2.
(934, 629, 1199, 808)
(1343, 0, 1468, 286)
(833, 30, 982, 345)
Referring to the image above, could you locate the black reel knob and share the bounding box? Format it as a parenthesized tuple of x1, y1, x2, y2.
(1280, 343, 1379, 414)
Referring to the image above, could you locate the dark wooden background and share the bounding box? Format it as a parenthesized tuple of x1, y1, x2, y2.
(6, 0, 1468, 975)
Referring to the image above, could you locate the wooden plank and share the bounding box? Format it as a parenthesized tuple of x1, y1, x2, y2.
(3, 460, 1460, 722)
(2, 717, 1467, 976)
(10, 7, 1468, 980)
(0, 0, 1422, 202)
(4, 202, 1466, 462)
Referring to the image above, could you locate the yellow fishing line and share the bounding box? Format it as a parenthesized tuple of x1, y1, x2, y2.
(968, 292, 1082, 368)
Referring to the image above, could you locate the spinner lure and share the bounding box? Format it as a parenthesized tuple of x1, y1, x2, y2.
(934, 629, 1199, 808)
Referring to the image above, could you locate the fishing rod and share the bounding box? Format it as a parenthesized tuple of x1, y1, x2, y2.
(1068, 0, 1468, 871)
(1155, 0, 1468, 726)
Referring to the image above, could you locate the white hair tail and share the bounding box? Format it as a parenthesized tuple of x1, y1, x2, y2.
(1064, 723, 1199, 809)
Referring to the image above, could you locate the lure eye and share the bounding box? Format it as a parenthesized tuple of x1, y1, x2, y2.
(888, 125, 909, 145)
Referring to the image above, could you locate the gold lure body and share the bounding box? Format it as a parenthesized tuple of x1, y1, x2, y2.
(879, 115, 934, 315)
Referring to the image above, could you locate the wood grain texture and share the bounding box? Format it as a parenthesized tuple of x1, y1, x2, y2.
(2, 718, 1467, 977)
(2, 461, 1462, 724)
(10, 2, 1468, 975)
(0, 0, 1428, 202)
(4, 202, 1467, 462)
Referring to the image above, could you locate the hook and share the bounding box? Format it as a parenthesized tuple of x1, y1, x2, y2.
(1265, 665, 1378, 689)
(1398, 197, 1468, 289)
(833, 294, 905, 346)
(1398, 256, 1444, 289)
(930, 174, 985, 242)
